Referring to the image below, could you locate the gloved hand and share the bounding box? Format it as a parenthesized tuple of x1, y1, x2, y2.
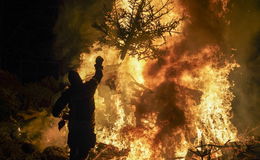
(95, 56, 104, 69)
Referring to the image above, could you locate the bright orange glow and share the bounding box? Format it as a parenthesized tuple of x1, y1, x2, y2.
(75, 0, 239, 159)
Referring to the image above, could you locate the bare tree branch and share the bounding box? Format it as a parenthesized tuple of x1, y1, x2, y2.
(94, 0, 183, 60)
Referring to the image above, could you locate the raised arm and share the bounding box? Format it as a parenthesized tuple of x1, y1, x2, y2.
(87, 56, 104, 84)
(93, 56, 104, 83)
(85, 56, 104, 95)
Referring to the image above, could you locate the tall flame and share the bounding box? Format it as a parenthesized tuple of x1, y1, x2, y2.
(76, 0, 239, 159)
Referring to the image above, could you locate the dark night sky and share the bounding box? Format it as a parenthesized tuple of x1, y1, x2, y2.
(2, 0, 60, 82)
(3, 0, 259, 83)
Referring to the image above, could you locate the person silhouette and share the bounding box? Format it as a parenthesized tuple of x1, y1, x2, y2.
(52, 56, 104, 160)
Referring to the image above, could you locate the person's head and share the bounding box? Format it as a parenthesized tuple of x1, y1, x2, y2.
(68, 70, 82, 86)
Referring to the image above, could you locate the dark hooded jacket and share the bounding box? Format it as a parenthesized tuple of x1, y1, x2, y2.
(52, 66, 103, 143)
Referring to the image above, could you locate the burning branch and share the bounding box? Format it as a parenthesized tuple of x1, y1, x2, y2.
(94, 0, 182, 60)
(188, 139, 260, 160)
(188, 140, 230, 160)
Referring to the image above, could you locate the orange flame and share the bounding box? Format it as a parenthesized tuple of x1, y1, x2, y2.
(76, 0, 239, 159)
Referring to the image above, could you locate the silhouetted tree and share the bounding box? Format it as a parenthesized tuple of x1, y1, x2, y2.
(94, 0, 182, 60)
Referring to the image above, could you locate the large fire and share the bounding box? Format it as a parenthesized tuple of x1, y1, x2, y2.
(76, 0, 239, 159)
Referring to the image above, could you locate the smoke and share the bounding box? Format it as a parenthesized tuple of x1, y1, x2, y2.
(134, 0, 260, 152)
(133, 81, 202, 138)
(143, 0, 233, 80)
(176, 0, 228, 53)
(226, 0, 260, 135)
(53, 0, 113, 73)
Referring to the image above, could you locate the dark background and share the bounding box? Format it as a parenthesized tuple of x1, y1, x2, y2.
(2, 0, 60, 82)
(2, 0, 260, 132)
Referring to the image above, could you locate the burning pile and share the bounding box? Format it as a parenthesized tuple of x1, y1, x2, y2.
(75, 0, 242, 159)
